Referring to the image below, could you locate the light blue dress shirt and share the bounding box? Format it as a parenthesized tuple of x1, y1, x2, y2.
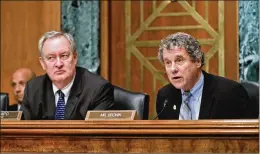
(180, 72, 204, 120)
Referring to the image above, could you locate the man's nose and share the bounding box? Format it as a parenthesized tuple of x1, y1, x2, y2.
(14, 85, 21, 93)
(55, 57, 63, 67)
(170, 63, 178, 73)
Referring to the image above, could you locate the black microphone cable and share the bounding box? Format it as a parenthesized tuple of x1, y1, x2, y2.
(152, 100, 168, 120)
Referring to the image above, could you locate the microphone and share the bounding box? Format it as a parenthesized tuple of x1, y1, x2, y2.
(152, 100, 168, 120)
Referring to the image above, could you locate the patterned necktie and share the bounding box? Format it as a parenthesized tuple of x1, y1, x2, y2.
(55, 90, 65, 120)
(179, 91, 192, 120)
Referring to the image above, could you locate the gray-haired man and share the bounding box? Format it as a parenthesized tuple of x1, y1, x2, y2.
(21, 31, 114, 120)
(156, 32, 250, 120)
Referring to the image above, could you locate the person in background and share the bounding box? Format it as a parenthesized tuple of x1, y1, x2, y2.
(156, 32, 250, 120)
(9, 68, 36, 111)
(21, 31, 114, 120)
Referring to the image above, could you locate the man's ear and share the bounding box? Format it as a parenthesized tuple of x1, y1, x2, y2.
(74, 51, 78, 58)
(196, 59, 202, 68)
(39, 57, 46, 71)
(73, 51, 78, 62)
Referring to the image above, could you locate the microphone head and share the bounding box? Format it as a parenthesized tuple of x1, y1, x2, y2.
(152, 99, 168, 120)
(163, 99, 168, 107)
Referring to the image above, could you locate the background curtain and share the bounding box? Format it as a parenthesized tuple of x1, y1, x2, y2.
(239, 1, 259, 82)
(62, 0, 100, 73)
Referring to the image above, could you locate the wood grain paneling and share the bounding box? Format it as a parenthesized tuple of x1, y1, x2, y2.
(100, 1, 109, 80)
(224, 1, 239, 80)
(1, 1, 60, 105)
(110, 1, 126, 88)
(1, 120, 259, 153)
(1, 137, 258, 153)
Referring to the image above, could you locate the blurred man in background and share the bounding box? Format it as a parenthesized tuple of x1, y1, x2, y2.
(9, 68, 36, 111)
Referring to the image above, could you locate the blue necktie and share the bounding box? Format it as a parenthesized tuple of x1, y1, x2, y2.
(55, 90, 65, 120)
(179, 91, 192, 120)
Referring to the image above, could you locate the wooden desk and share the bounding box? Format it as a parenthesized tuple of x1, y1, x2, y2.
(1, 120, 259, 153)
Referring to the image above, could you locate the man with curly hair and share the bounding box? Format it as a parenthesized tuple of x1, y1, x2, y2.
(156, 32, 251, 120)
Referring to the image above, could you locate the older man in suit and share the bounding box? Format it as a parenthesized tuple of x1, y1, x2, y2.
(21, 31, 114, 120)
(156, 32, 250, 120)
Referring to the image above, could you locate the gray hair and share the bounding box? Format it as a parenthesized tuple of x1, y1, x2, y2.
(158, 32, 205, 66)
(38, 31, 76, 56)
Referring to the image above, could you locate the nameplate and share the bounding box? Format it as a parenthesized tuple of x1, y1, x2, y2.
(0, 111, 22, 120)
(85, 110, 137, 120)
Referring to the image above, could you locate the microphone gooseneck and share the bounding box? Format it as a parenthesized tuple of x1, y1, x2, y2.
(152, 100, 168, 120)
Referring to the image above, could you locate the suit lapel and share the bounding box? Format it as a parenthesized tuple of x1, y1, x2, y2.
(199, 71, 214, 119)
(10, 104, 18, 111)
(163, 85, 182, 119)
(64, 67, 83, 119)
(172, 89, 182, 119)
(15, 104, 18, 111)
(44, 77, 56, 119)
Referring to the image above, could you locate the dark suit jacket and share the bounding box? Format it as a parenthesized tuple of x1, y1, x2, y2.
(156, 71, 250, 119)
(21, 67, 114, 120)
(8, 104, 19, 111)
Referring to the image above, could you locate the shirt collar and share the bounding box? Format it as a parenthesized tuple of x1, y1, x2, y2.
(17, 104, 21, 111)
(52, 73, 76, 97)
(181, 72, 204, 98)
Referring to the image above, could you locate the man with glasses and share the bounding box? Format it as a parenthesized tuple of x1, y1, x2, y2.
(156, 32, 250, 120)
(21, 31, 114, 120)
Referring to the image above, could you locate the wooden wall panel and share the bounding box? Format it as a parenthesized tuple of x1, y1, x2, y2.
(100, 1, 109, 80)
(110, 1, 126, 88)
(224, 1, 239, 80)
(106, 1, 239, 119)
(1, 1, 60, 105)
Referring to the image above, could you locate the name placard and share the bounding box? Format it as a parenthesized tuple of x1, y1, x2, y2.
(0, 111, 22, 120)
(85, 110, 137, 120)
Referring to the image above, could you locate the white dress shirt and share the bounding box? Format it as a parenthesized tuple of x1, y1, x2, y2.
(52, 74, 76, 107)
(17, 104, 21, 111)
